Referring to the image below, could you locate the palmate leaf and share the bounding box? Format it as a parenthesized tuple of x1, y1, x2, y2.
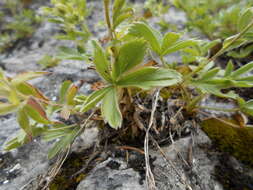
(117, 67, 182, 90)
(114, 39, 147, 78)
(128, 22, 197, 56)
(161, 32, 181, 52)
(101, 87, 122, 129)
(128, 22, 162, 54)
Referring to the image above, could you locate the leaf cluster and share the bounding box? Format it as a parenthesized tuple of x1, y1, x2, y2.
(1, 0, 253, 160)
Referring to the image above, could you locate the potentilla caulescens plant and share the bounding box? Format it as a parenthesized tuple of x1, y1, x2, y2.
(1, 0, 253, 159)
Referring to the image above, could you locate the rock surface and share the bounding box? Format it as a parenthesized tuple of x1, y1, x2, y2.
(76, 158, 145, 190)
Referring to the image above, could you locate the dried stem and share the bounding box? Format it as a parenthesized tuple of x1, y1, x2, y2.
(144, 89, 160, 190)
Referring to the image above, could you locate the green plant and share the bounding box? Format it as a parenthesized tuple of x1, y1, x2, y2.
(1, 0, 253, 164)
(172, 0, 253, 59)
(0, 0, 41, 53)
(42, 0, 91, 60)
(37, 55, 60, 69)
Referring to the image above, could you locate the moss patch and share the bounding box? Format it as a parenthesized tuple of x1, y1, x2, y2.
(201, 118, 253, 167)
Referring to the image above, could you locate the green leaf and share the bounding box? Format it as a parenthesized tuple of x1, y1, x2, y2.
(161, 32, 181, 52)
(161, 40, 198, 56)
(80, 86, 112, 112)
(231, 61, 253, 78)
(48, 127, 79, 159)
(17, 108, 32, 136)
(117, 67, 182, 90)
(114, 39, 147, 78)
(224, 60, 234, 77)
(4, 130, 28, 151)
(24, 97, 51, 124)
(0, 103, 18, 115)
(199, 67, 219, 81)
(113, 0, 125, 21)
(101, 87, 122, 129)
(59, 80, 72, 104)
(16, 82, 49, 101)
(113, 9, 133, 29)
(239, 99, 253, 116)
(238, 7, 253, 32)
(128, 22, 162, 54)
(195, 84, 237, 99)
(56, 46, 86, 61)
(92, 41, 112, 82)
(11, 72, 49, 85)
(66, 84, 78, 106)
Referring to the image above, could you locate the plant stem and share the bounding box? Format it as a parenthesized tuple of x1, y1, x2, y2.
(184, 20, 253, 82)
(160, 56, 166, 67)
(103, 0, 114, 39)
(197, 106, 239, 112)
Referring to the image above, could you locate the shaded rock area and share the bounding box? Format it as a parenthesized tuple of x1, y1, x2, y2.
(0, 0, 253, 190)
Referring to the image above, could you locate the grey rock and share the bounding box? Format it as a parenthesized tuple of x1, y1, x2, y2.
(77, 158, 145, 190)
(72, 127, 100, 153)
(0, 140, 49, 190)
(151, 129, 224, 190)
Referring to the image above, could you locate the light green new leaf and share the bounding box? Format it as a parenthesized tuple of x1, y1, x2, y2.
(114, 39, 147, 78)
(113, 10, 133, 29)
(161, 32, 181, 52)
(161, 40, 198, 56)
(92, 41, 112, 82)
(128, 22, 162, 54)
(117, 67, 182, 90)
(48, 127, 79, 159)
(11, 72, 49, 85)
(0, 103, 18, 115)
(224, 60, 234, 77)
(80, 86, 112, 112)
(101, 87, 122, 129)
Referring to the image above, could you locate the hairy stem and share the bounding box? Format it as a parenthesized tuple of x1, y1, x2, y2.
(103, 0, 114, 39)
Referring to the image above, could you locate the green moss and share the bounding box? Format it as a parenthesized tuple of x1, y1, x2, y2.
(201, 118, 253, 167)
